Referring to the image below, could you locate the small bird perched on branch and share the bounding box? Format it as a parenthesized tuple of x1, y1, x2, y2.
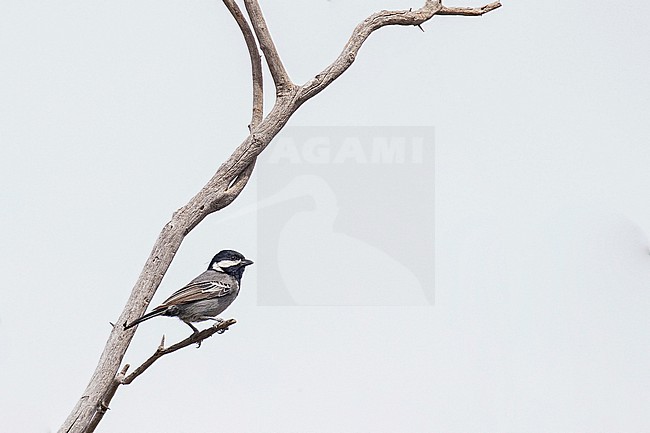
(124, 250, 253, 333)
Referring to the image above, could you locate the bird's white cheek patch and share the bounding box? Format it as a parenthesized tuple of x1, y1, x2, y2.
(217, 259, 241, 269)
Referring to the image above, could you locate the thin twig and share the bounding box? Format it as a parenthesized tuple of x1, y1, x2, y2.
(82, 320, 234, 432)
(297, 1, 501, 103)
(122, 319, 237, 385)
(438, 1, 502, 16)
(243, 0, 294, 95)
(296, 0, 441, 103)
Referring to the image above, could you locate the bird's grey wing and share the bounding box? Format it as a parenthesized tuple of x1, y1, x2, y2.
(161, 279, 232, 306)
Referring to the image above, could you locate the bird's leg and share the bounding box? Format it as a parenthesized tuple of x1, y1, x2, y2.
(183, 322, 203, 348)
(186, 322, 200, 334)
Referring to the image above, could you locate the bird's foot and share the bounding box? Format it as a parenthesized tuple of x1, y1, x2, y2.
(210, 317, 226, 334)
(193, 331, 203, 348)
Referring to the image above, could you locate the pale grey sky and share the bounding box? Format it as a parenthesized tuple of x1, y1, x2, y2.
(2, 1, 650, 432)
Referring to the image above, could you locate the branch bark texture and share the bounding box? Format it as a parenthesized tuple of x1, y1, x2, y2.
(59, 1, 500, 432)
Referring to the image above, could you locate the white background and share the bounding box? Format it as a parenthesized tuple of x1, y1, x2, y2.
(1, 1, 649, 432)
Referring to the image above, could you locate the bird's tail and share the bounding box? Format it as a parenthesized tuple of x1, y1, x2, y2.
(124, 307, 166, 329)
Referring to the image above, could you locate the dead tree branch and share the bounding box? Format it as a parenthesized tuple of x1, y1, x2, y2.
(438, 1, 502, 16)
(122, 319, 237, 384)
(59, 2, 501, 432)
(223, 0, 264, 128)
(297, 0, 441, 103)
(81, 365, 129, 433)
(243, 0, 294, 96)
(82, 320, 236, 432)
(222, 0, 263, 189)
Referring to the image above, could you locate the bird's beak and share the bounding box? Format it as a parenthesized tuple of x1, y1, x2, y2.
(241, 259, 254, 266)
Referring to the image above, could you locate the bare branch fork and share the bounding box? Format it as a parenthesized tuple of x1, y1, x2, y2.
(80, 320, 236, 433)
(59, 1, 501, 432)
